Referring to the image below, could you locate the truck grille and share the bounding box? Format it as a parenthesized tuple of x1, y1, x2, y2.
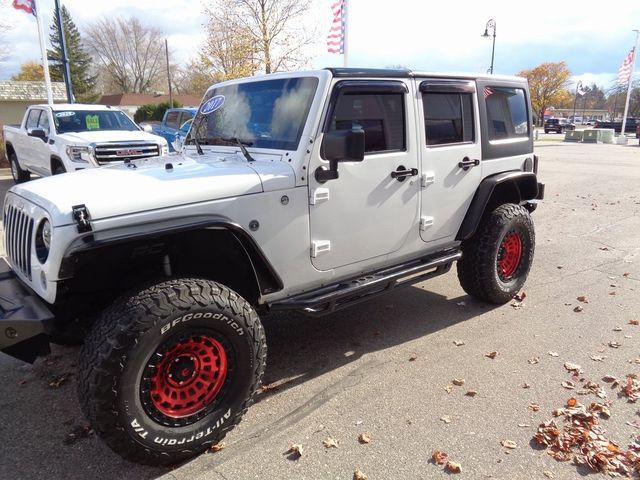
(94, 143, 160, 165)
(4, 205, 34, 280)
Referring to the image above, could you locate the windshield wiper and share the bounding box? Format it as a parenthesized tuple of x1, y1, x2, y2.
(222, 136, 255, 162)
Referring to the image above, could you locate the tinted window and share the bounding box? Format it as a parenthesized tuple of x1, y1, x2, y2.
(423, 93, 474, 145)
(26, 109, 41, 129)
(485, 87, 528, 140)
(191, 77, 318, 151)
(165, 111, 180, 130)
(327, 92, 405, 154)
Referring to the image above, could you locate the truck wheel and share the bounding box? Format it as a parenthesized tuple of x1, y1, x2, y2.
(457, 204, 534, 304)
(9, 152, 30, 183)
(77, 278, 266, 465)
(52, 162, 66, 175)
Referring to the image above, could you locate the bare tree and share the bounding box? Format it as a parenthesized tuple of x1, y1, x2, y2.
(201, 0, 258, 81)
(203, 0, 314, 76)
(84, 17, 165, 93)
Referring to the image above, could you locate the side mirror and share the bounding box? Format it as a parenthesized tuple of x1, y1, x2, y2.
(142, 124, 153, 133)
(316, 129, 365, 183)
(28, 128, 47, 141)
(172, 133, 184, 153)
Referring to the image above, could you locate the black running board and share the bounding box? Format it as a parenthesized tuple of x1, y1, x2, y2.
(269, 249, 461, 316)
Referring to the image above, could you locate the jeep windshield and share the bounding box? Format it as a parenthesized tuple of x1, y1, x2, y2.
(188, 77, 319, 151)
(54, 109, 139, 134)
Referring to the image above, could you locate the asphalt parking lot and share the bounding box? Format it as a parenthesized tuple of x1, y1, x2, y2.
(1, 138, 639, 479)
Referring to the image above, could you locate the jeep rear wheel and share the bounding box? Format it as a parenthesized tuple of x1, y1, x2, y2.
(77, 278, 266, 465)
(457, 204, 534, 304)
(9, 151, 30, 183)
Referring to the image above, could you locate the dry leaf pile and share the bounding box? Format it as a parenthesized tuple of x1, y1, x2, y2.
(534, 397, 640, 476)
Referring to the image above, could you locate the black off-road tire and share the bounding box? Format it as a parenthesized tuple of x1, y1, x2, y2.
(52, 162, 66, 175)
(77, 278, 266, 465)
(9, 151, 30, 183)
(457, 204, 535, 304)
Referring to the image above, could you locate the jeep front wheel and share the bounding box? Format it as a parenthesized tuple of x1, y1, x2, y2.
(77, 278, 266, 465)
(457, 204, 534, 304)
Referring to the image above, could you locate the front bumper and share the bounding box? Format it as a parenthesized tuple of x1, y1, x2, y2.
(0, 258, 53, 363)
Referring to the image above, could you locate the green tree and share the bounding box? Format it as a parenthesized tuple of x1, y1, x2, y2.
(48, 5, 97, 102)
(517, 62, 572, 126)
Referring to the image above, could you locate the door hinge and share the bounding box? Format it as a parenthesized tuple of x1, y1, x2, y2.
(310, 187, 330, 205)
(420, 216, 434, 231)
(71, 204, 92, 233)
(421, 172, 435, 188)
(311, 240, 331, 257)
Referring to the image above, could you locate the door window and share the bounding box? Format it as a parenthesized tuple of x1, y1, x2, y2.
(422, 93, 474, 146)
(37, 110, 50, 133)
(26, 109, 41, 129)
(327, 92, 406, 154)
(165, 110, 180, 130)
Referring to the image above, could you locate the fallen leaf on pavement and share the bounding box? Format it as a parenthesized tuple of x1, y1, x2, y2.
(623, 272, 630, 277)
(49, 373, 72, 389)
(608, 341, 621, 348)
(409, 355, 417, 362)
(260, 382, 280, 392)
(564, 362, 582, 374)
(286, 444, 303, 458)
(452, 378, 465, 386)
(445, 384, 454, 394)
(453, 340, 465, 346)
(543, 471, 554, 479)
(590, 355, 605, 362)
(613, 326, 622, 331)
(323, 437, 338, 449)
(573, 306, 583, 313)
(485, 351, 498, 359)
(529, 403, 541, 412)
(431, 450, 448, 465)
(599, 246, 610, 251)
(354, 468, 368, 480)
(528, 357, 540, 364)
(514, 291, 527, 302)
(445, 461, 462, 473)
(629, 320, 639, 326)
(358, 433, 371, 444)
(567, 397, 578, 407)
(456, 301, 466, 307)
(465, 390, 478, 397)
(548, 351, 559, 357)
(440, 415, 451, 424)
(562, 381, 575, 390)
(602, 375, 618, 383)
(501, 440, 517, 449)
(523, 383, 531, 389)
(577, 296, 589, 303)
(518, 423, 531, 428)
(210, 442, 225, 452)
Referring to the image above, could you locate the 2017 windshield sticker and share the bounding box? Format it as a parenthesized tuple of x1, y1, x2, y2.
(55, 111, 75, 117)
(200, 95, 225, 115)
(86, 115, 100, 130)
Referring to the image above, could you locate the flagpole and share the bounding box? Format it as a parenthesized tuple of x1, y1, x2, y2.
(34, 0, 53, 105)
(343, 0, 349, 68)
(618, 29, 639, 143)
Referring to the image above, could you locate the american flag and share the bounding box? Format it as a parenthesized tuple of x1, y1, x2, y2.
(618, 49, 634, 86)
(483, 86, 493, 98)
(12, 0, 36, 16)
(326, 0, 345, 54)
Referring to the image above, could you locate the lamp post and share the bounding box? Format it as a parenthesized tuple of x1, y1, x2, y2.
(572, 80, 583, 123)
(481, 19, 497, 74)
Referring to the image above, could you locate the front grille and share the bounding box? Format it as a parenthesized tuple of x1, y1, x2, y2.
(4, 205, 34, 280)
(94, 143, 160, 165)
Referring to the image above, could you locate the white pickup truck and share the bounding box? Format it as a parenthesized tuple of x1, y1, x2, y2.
(3, 103, 169, 183)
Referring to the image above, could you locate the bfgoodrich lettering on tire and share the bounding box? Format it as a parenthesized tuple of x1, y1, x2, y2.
(77, 278, 266, 465)
(457, 204, 535, 304)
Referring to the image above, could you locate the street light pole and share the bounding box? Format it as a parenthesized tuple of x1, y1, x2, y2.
(482, 19, 497, 74)
(572, 80, 582, 122)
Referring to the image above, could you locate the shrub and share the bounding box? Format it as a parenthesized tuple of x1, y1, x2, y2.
(0, 126, 8, 168)
(134, 101, 184, 124)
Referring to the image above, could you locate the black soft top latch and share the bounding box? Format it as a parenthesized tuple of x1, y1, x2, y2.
(71, 204, 92, 233)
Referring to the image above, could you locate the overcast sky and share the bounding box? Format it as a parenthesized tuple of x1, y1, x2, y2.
(1, 0, 639, 93)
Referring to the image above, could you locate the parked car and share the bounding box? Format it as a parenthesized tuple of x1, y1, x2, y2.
(544, 118, 575, 133)
(152, 107, 197, 151)
(0, 68, 544, 465)
(3, 104, 169, 183)
(593, 118, 639, 133)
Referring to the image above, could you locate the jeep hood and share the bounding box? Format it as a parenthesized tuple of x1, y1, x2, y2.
(10, 153, 295, 226)
(60, 130, 167, 145)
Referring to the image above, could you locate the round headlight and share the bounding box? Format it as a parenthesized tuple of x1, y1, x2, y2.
(35, 219, 51, 263)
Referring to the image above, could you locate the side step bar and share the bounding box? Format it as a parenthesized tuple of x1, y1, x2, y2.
(269, 249, 462, 316)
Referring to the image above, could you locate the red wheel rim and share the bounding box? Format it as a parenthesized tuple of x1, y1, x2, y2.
(149, 335, 228, 418)
(497, 232, 522, 280)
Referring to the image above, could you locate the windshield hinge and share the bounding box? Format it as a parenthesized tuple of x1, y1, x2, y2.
(72, 204, 92, 233)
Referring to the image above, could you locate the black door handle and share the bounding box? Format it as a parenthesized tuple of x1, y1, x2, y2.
(391, 166, 418, 181)
(458, 157, 480, 170)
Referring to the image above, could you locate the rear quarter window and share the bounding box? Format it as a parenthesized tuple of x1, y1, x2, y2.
(484, 87, 529, 140)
